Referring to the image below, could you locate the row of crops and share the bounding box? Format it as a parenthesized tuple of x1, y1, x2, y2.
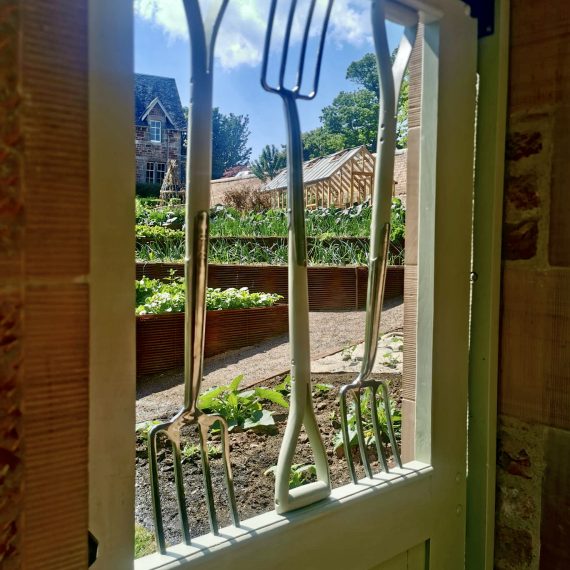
(135, 198, 406, 266)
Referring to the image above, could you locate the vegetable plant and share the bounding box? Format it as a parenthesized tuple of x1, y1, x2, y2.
(197, 374, 289, 432)
(333, 388, 401, 454)
(264, 464, 317, 489)
(181, 443, 222, 462)
(135, 277, 283, 315)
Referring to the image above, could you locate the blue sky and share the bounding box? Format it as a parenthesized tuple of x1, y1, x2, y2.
(134, 0, 402, 158)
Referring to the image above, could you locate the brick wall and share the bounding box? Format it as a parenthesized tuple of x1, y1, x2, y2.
(393, 149, 407, 199)
(495, 1, 570, 568)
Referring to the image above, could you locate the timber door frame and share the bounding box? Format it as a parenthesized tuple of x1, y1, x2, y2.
(87, 1, 508, 569)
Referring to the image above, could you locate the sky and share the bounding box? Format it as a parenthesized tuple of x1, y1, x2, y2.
(134, 0, 403, 158)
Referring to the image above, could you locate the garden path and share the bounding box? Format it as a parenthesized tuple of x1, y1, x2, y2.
(136, 298, 403, 423)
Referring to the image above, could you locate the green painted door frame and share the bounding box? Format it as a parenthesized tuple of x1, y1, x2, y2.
(466, 1, 510, 568)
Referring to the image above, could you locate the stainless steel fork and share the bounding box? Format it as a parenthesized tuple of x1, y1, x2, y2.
(339, 0, 417, 484)
(147, 0, 239, 554)
(260, 0, 334, 514)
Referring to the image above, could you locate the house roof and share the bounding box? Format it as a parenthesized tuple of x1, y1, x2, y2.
(263, 146, 366, 191)
(134, 74, 186, 130)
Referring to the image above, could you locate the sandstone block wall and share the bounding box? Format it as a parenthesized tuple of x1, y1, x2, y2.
(495, 2, 570, 568)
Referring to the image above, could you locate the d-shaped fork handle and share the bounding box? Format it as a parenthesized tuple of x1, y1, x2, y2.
(359, 2, 417, 383)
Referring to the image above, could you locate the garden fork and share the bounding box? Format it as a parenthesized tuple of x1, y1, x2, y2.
(261, 0, 333, 514)
(339, 0, 417, 484)
(147, 0, 239, 554)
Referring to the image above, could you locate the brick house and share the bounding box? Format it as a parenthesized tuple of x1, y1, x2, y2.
(134, 73, 186, 185)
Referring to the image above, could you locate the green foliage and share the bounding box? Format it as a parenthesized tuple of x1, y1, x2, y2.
(333, 389, 401, 453)
(135, 199, 406, 266)
(198, 374, 288, 432)
(301, 49, 410, 152)
(135, 277, 283, 315)
(135, 419, 161, 439)
(211, 107, 252, 180)
(264, 464, 317, 489)
(250, 144, 286, 181)
(320, 89, 380, 150)
(134, 524, 156, 559)
(302, 127, 346, 160)
(181, 443, 222, 462)
(136, 225, 184, 241)
(136, 183, 161, 198)
(346, 52, 379, 93)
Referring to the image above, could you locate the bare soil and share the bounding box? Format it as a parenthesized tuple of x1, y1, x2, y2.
(135, 372, 402, 550)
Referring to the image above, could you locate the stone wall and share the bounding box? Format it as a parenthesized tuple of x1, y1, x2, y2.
(495, 1, 570, 568)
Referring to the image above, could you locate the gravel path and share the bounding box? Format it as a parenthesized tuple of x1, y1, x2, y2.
(136, 297, 403, 422)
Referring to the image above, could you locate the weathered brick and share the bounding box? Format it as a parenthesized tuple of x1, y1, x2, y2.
(506, 131, 543, 161)
(505, 173, 540, 210)
(495, 527, 534, 569)
(503, 220, 538, 260)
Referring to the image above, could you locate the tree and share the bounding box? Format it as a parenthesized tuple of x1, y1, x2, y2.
(250, 144, 286, 181)
(346, 52, 379, 93)
(301, 51, 409, 153)
(345, 51, 410, 148)
(301, 127, 345, 160)
(320, 89, 380, 150)
(211, 108, 252, 179)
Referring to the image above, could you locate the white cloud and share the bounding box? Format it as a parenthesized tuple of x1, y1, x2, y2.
(134, 0, 372, 70)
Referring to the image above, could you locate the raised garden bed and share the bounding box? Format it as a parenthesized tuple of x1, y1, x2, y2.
(137, 304, 288, 375)
(135, 263, 404, 311)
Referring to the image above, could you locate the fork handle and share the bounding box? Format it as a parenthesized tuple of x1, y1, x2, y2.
(359, 2, 417, 382)
(275, 92, 330, 514)
(183, 0, 228, 410)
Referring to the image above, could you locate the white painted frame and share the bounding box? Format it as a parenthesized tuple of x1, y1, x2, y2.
(88, 0, 488, 568)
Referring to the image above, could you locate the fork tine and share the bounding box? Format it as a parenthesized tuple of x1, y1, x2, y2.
(339, 385, 357, 484)
(354, 389, 373, 478)
(198, 422, 219, 534)
(260, 0, 278, 92)
(279, 0, 298, 89)
(381, 382, 402, 468)
(370, 384, 390, 472)
(294, 0, 317, 92)
(218, 420, 240, 526)
(302, 0, 333, 100)
(148, 424, 168, 553)
(171, 438, 191, 545)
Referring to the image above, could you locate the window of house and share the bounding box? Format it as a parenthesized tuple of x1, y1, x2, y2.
(156, 162, 166, 184)
(145, 162, 155, 184)
(149, 119, 161, 143)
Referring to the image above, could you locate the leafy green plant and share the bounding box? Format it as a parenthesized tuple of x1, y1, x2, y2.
(135, 419, 161, 440)
(333, 389, 401, 454)
(264, 463, 317, 489)
(313, 382, 333, 394)
(341, 344, 357, 361)
(198, 375, 288, 432)
(382, 352, 400, 370)
(181, 443, 222, 462)
(136, 198, 405, 265)
(135, 277, 283, 315)
(275, 374, 292, 397)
